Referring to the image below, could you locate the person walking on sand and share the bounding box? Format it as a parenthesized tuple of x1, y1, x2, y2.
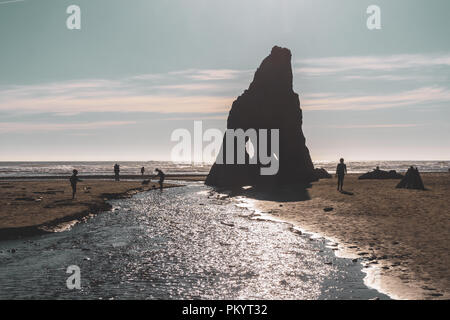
(336, 158, 347, 191)
(155, 168, 165, 191)
(141, 166, 145, 176)
(70, 169, 82, 199)
(114, 163, 120, 181)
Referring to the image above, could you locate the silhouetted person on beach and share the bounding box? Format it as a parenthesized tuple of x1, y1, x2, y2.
(70, 169, 82, 199)
(141, 167, 145, 176)
(114, 163, 120, 181)
(155, 168, 165, 191)
(336, 158, 347, 191)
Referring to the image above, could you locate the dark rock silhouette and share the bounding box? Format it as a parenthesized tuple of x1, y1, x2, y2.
(205, 46, 315, 187)
(396, 166, 426, 190)
(314, 168, 332, 179)
(359, 168, 403, 180)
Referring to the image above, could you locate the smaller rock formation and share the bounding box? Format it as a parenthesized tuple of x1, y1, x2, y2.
(359, 168, 403, 180)
(314, 168, 332, 179)
(396, 167, 425, 190)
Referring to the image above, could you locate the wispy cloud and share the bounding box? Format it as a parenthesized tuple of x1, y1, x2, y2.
(0, 0, 25, 5)
(302, 87, 450, 110)
(0, 69, 244, 114)
(169, 69, 249, 81)
(295, 54, 450, 76)
(0, 94, 233, 114)
(322, 124, 423, 129)
(1, 59, 449, 116)
(0, 121, 136, 133)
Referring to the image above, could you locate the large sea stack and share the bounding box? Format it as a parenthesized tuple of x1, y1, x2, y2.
(205, 46, 316, 187)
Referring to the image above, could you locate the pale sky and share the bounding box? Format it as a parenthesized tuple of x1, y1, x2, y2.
(1, 0, 449, 161)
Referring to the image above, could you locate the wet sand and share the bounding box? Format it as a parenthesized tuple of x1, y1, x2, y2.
(0, 178, 185, 240)
(248, 173, 450, 300)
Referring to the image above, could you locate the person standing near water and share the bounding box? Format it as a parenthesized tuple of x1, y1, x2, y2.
(155, 168, 165, 191)
(69, 169, 82, 199)
(141, 167, 145, 176)
(336, 158, 347, 191)
(114, 163, 120, 181)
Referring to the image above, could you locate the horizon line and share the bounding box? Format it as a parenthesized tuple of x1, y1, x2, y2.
(0, 159, 449, 163)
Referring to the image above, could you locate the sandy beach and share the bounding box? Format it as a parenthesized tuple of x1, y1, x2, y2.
(1, 172, 449, 300)
(247, 173, 450, 300)
(0, 178, 184, 240)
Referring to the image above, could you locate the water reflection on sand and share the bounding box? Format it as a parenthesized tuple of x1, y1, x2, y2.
(0, 182, 388, 299)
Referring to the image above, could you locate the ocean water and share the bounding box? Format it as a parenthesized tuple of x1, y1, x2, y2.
(0, 161, 211, 177)
(0, 182, 389, 299)
(0, 160, 448, 177)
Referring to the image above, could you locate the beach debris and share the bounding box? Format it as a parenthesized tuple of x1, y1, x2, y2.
(358, 168, 403, 180)
(220, 221, 235, 227)
(323, 207, 334, 212)
(430, 293, 443, 297)
(289, 227, 302, 235)
(396, 166, 426, 190)
(314, 168, 332, 179)
(352, 258, 358, 263)
(14, 197, 36, 201)
(205, 46, 316, 187)
(422, 286, 437, 291)
(279, 280, 289, 286)
(141, 179, 150, 185)
(35, 190, 65, 195)
(324, 261, 333, 265)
